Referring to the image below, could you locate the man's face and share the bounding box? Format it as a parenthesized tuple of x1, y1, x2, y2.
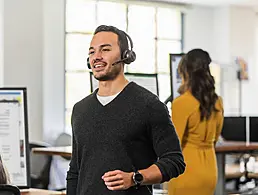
(88, 31, 123, 81)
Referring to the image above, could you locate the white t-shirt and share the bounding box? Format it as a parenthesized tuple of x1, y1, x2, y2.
(97, 91, 121, 106)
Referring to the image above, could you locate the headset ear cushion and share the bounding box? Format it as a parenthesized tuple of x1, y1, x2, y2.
(87, 57, 91, 69)
(123, 50, 136, 64)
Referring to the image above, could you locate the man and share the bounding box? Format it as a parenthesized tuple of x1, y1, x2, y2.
(66, 25, 185, 195)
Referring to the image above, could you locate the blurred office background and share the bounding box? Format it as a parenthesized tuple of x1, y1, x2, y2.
(1, 0, 258, 194)
(1, 0, 257, 143)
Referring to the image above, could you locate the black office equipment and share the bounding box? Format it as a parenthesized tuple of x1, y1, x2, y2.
(0, 184, 20, 195)
(250, 117, 258, 142)
(0, 88, 30, 188)
(221, 116, 246, 142)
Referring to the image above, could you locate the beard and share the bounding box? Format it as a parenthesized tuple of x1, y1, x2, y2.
(94, 65, 122, 81)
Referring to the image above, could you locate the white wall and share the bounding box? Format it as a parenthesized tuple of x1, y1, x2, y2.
(43, 0, 65, 143)
(2, 0, 65, 142)
(184, 5, 258, 116)
(213, 6, 231, 64)
(4, 0, 43, 141)
(0, 0, 3, 87)
(229, 6, 258, 116)
(183, 6, 215, 56)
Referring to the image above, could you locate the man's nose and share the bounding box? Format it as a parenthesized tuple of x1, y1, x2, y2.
(94, 50, 103, 60)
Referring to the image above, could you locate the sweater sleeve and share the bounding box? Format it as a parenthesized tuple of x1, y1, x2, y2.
(66, 108, 79, 195)
(147, 99, 185, 182)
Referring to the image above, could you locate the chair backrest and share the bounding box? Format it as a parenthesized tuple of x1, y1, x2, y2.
(0, 184, 20, 195)
(54, 133, 72, 161)
(29, 141, 52, 189)
(29, 141, 51, 177)
(54, 133, 72, 147)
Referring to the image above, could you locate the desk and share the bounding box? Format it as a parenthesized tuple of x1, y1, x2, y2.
(215, 141, 258, 195)
(32, 142, 258, 195)
(20, 188, 66, 195)
(32, 146, 72, 157)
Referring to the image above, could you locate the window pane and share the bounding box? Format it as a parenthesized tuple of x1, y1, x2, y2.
(127, 5, 156, 73)
(66, 0, 96, 32)
(127, 38, 155, 73)
(66, 34, 92, 71)
(157, 8, 181, 39)
(158, 73, 171, 103)
(128, 5, 155, 39)
(157, 40, 182, 73)
(65, 72, 91, 109)
(97, 2, 127, 30)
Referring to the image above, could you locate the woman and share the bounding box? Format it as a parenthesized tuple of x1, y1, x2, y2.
(0, 154, 10, 184)
(168, 49, 224, 195)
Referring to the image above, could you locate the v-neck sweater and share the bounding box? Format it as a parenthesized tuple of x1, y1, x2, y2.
(66, 82, 185, 195)
(97, 90, 121, 106)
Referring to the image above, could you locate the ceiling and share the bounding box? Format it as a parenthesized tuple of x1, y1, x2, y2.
(158, 0, 258, 7)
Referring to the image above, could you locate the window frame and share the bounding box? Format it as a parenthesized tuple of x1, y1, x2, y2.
(64, 0, 184, 130)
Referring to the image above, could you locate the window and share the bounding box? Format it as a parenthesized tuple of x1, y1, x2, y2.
(65, 0, 183, 131)
(97, 2, 127, 29)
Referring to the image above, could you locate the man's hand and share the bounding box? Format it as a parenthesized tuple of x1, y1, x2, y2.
(102, 170, 134, 191)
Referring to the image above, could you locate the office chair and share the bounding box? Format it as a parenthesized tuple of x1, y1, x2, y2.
(0, 184, 20, 195)
(54, 132, 71, 146)
(48, 132, 71, 190)
(54, 132, 72, 160)
(29, 141, 52, 189)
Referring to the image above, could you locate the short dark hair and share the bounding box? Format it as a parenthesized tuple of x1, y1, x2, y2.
(94, 25, 129, 57)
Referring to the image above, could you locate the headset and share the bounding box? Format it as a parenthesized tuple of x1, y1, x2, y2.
(87, 30, 136, 69)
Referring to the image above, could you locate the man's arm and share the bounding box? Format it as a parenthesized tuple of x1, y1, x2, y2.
(66, 106, 79, 195)
(66, 134, 78, 195)
(102, 99, 185, 190)
(147, 99, 185, 182)
(138, 164, 162, 184)
(102, 165, 162, 191)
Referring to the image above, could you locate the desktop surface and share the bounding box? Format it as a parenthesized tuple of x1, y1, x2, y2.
(20, 188, 65, 195)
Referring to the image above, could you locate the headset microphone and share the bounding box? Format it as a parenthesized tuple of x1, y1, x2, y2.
(112, 58, 128, 66)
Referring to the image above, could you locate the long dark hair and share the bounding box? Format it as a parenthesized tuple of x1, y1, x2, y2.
(0, 154, 7, 184)
(178, 49, 218, 121)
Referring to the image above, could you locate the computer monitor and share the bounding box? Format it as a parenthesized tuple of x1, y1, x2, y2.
(0, 88, 30, 188)
(250, 117, 258, 142)
(169, 53, 184, 101)
(221, 116, 246, 142)
(90, 72, 159, 96)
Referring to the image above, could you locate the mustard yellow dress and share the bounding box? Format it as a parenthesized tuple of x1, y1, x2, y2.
(168, 91, 224, 195)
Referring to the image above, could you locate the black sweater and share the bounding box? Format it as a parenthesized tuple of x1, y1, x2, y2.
(66, 82, 185, 195)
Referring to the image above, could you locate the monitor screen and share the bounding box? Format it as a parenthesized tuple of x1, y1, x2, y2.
(0, 88, 30, 188)
(169, 53, 184, 101)
(250, 117, 258, 142)
(90, 72, 159, 96)
(221, 116, 246, 142)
